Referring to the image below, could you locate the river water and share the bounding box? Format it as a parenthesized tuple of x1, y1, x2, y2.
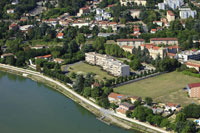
(0, 71, 136, 133)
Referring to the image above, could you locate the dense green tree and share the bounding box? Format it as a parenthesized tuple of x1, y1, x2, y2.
(73, 74, 85, 92)
(145, 97, 153, 106)
(83, 87, 91, 97)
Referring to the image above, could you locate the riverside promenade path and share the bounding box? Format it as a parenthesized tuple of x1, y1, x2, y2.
(0, 64, 169, 133)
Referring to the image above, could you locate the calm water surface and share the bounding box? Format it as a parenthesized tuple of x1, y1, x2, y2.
(0, 71, 136, 133)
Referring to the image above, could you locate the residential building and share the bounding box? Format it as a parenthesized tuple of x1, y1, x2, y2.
(9, 23, 18, 30)
(77, 7, 90, 17)
(177, 50, 200, 62)
(153, 21, 163, 27)
(165, 103, 180, 112)
(95, 8, 111, 21)
(1, 53, 14, 59)
(108, 92, 125, 104)
(7, 9, 15, 14)
(128, 96, 141, 104)
(187, 83, 200, 98)
(167, 45, 180, 58)
(158, 0, 184, 10)
(97, 33, 116, 37)
(167, 10, 175, 22)
(120, 0, 146, 6)
(122, 45, 134, 54)
(35, 54, 52, 60)
(158, 3, 166, 10)
(185, 60, 200, 72)
(85, 52, 130, 77)
(91, 82, 100, 89)
(19, 25, 33, 33)
(57, 33, 64, 39)
(194, 119, 200, 126)
(150, 38, 178, 45)
(12, 0, 19, 5)
(20, 17, 29, 22)
(130, 10, 141, 19)
(179, 8, 197, 19)
(116, 102, 134, 115)
(117, 39, 145, 48)
(151, 29, 157, 34)
(53, 58, 64, 64)
(31, 45, 47, 50)
(71, 22, 90, 28)
(140, 44, 167, 59)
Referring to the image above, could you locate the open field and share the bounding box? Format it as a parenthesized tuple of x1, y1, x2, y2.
(68, 62, 114, 80)
(114, 71, 200, 106)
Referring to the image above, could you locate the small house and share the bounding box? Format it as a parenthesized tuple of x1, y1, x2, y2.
(108, 92, 125, 104)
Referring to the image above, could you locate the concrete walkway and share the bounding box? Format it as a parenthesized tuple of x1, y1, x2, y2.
(0, 64, 169, 133)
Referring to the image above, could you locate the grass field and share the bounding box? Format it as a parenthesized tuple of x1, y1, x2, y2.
(114, 71, 200, 106)
(68, 62, 114, 80)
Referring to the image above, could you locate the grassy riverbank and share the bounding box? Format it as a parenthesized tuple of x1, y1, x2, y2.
(0, 66, 163, 133)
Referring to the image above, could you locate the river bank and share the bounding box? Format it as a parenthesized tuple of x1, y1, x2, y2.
(0, 64, 168, 133)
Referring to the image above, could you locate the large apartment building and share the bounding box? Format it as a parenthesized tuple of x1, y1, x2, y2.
(120, 0, 146, 6)
(117, 39, 145, 48)
(158, 0, 184, 10)
(179, 8, 197, 19)
(177, 50, 200, 62)
(85, 52, 130, 77)
(150, 38, 178, 45)
(187, 83, 200, 98)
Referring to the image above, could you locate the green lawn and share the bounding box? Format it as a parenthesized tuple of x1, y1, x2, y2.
(68, 62, 114, 80)
(114, 71, 200, 106)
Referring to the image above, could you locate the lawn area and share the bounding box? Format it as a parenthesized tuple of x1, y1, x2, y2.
(114, 71, 200, 106)
(68, 62, 114, 80)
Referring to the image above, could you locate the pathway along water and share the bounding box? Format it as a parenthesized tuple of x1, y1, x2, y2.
(0, 71, 136, 133)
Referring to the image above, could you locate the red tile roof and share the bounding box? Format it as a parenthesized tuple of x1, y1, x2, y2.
(122, 45, 134, 49)
(150, 38, 178, 41)
(57, 33, 64, 37)
(117, 39, 144, 42)
(185, 62, 200, 68)
(107, 4, 114, 7)
(10, 23, 18, 27)
(43, 54, 51, 58)
(151, 29, 157, 32)
(167, 10, 175, 16)
(116, 108, 126, 114)
(108, 92, 125, 99)
(167, 102, 178, 107)
(80, 7, 89, 10)
(141, 44, 160, 50)
(188, 83, 200, 88)
(108, 22, 117, 25)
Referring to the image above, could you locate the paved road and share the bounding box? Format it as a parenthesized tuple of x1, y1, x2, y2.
(0, 64, 169, 133)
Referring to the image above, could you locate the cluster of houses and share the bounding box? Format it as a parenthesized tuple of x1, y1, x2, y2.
(117, 38, 179, 59)
(108, 92, 181, 116)
(85, 52, 130, 77)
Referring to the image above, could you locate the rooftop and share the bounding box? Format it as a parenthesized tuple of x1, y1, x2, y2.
(108, 92, 125, 99)
(117, 39, 144, 42)
(150, 38, 178, 41)
(188, 82, 200, 88)
(120, 102, 134, 108)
